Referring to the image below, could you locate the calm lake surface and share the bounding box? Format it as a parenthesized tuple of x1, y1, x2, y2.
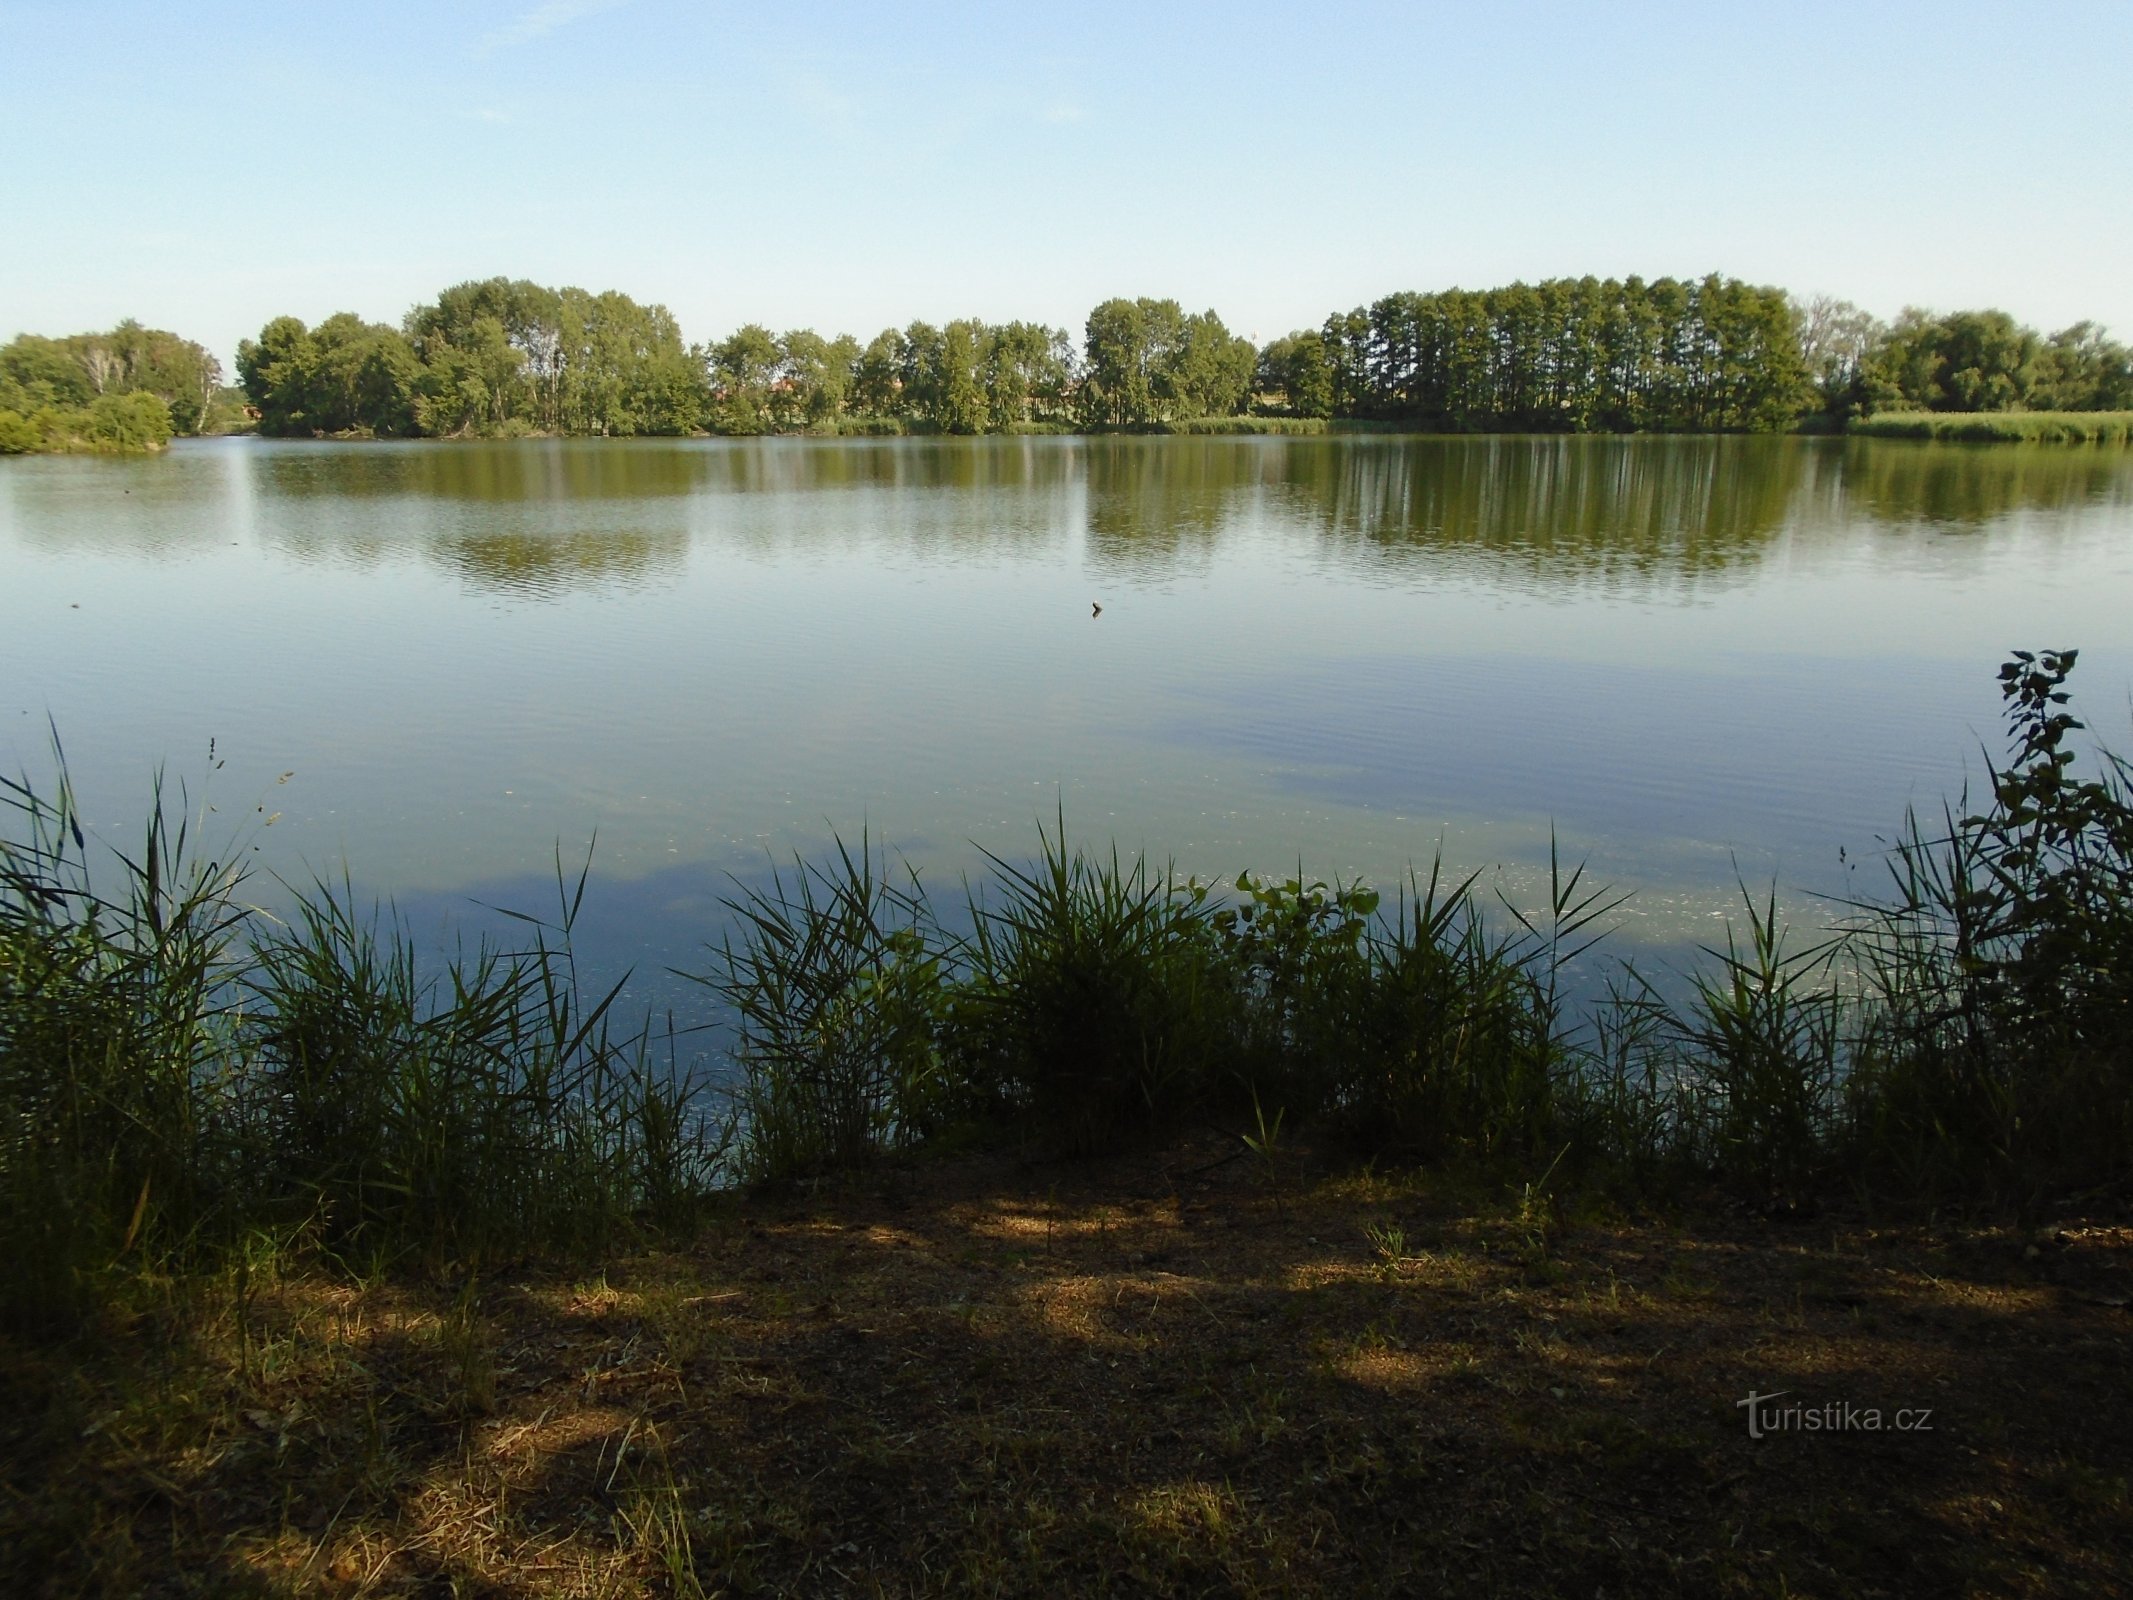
(4, 434, 2131, 1012)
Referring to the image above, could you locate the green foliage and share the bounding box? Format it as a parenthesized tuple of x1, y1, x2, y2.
(0, 332, 96, 408)
(1163, 415, 1329, 434)
(2035, 322, 2133, 411)
(699, 836, 947, 1182)
(960, 824, 1241, 1153)
(700, 653, 2132, 1213)
(0, 757, 249, 1329)
(0, 756, 722, 1337)
(1791, 293, 1901, 424)
(899, 320, 987, 434)
(1082, 297, 1164, 426)
(240, 278, 708, 439)
(243, 869, 700, 1259)
(1846, 309, 2133, 421)
(852, 328, 907, 420)
(1633, 889, 1846, 1197)
(1255, 331, 1334, 418)
(1214, 871, 1376, 1109)
(237, 312, 423, 437)
(1319, 274, 1806, 433)
(771, 328, 856, 430)
(0, 320, 209, 452)
(10, 278, 2124, 453)
(1322, 867, 1565, 1163)
(1849, 410, 2133, 443)
(85, 390, 174, 451)
(1, 321, 221, 438)
(0, 409, 40, 453)
(981, 321, 1076, 429)
(710, 322, 782, 434)
(275, 289, 1084, 441)
(8, 651, 2131, 1334)
(1864, 308, 2040, 413)
(1081, 298, 1255, 427)
(1846, 651, 2133, 1201)
(0, 390, 172, 455)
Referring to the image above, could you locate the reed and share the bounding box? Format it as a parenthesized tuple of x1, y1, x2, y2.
(0, 756, 723, 1336)
(1850, 410, 2133, 443)
(1162, 416, 1331, 435)
(707, 651, 2132, 1208)
(957, 821, 1243, 1153)
(0, 756, 248, 1328)
(1628, 887, 1847, 1197)
(697, 832, 946, 1182)
(1841, 650, 2133, 1204)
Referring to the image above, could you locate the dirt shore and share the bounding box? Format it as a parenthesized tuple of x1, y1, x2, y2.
(6, 1136, 2129, 1597)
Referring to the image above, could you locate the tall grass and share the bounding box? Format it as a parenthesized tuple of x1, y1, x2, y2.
(0, 758, 247, 1325)
(1843, 650, 2133, 1204)
(1626, 888, 1847, 1197)
(706, 653, 2133, 1210)
(697, 834, 945, 1182)
(959, 826, 1240, 1153)
(1850, 410, 2133, 443)
(1162, 416, 1330, 435)
(0, 758, 723, 1335)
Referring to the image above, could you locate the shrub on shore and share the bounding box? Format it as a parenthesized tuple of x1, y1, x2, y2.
(0, 391, 174, 455)
(0, 772, 722, 1336)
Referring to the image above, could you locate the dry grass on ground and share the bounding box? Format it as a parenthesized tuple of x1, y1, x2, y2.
(5, 1137, 2130, 1598)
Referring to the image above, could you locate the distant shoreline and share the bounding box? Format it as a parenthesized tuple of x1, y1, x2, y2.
(147, 417, 2133, 447)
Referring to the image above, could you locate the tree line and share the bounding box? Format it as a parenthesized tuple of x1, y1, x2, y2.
(0, 320, 233, 454)
(229, 280, 1258, 440)
(233, 275, 2124, 440)
(7, 278, 2129, 453)
(1795, 300, 2133, 420)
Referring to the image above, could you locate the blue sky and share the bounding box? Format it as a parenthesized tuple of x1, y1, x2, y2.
(4, 0, 2129, 367)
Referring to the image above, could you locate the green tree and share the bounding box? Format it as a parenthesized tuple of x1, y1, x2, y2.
(0, 334, 95, 409)
(853, 328, 907, 420)
(1320, 308, 1373, 419)
(236, 315, 320, 434)
(1792, 294, 1883, 423)
(1255, 331, 1333, 417)
(2033, 322, 2133, 412)
(774, 329, 852, 430)
(981, 321, 1074, 428)
(1082, 298, 1192, 425)
(1160, 310, 1256, 418)
(898, 321, 986, 433)
(1863, 309, 2041, 413)
(713, 324, 782, 433)
(237, 314, 419, 436)
(2, 323, 220, 435)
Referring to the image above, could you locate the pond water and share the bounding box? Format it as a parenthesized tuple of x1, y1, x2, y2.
(3, 434, 2130, 1015)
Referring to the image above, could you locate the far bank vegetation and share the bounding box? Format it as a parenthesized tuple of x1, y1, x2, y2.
(6, 282, 2130, 453)
(0, 320, 246, 456)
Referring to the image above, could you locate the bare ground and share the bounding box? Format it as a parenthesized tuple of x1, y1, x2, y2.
(5, 1135, 2130, 1597)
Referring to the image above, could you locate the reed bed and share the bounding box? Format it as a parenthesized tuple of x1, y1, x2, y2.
(5, 651, 2130, 1338)
(704, 649, 2133, 1212)
(1850, 409, 2133, 443)
(1163, 415, 1331, 434)
(0, 761, 726, 1336)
